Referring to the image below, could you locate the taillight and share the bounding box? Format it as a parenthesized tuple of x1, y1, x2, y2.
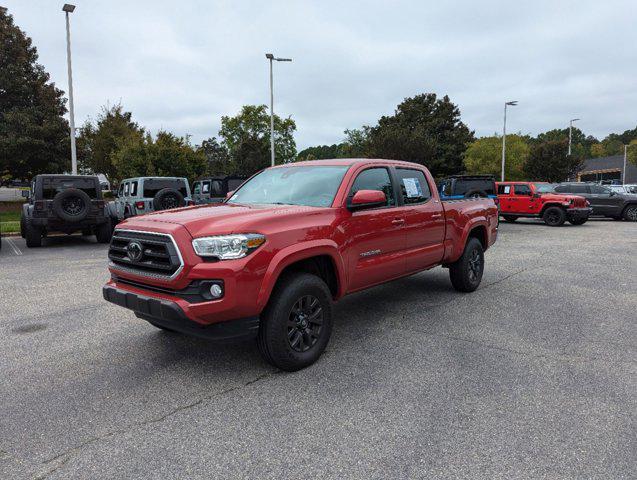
(34, 200, 45, 211)
(135, 201, 145, 210)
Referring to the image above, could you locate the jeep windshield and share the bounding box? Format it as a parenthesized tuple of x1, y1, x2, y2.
(533, 184, 556, 194)
(228, 165, 349, 207)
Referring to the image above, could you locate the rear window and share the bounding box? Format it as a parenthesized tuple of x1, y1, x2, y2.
(42, 177, 98, 199)
(396, 168, 431, 204)
(555, 184, 588, 194)
(498, 184, 512, 194)
(452, 178, 495, 196)
(143, 178, 188, 198)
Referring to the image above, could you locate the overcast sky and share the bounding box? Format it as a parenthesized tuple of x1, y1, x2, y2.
(4, 0, 637, 150)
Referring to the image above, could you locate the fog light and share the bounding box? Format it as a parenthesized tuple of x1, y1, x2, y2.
(210, 283, 223, 298)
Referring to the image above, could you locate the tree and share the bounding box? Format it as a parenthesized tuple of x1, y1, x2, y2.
(198, 137, 231, 175)
(524, 139, 583, 182)
(0, 8, 70, 180)
(77, 104, 144, 180)
(533, 127, 596, 159)
(627, 139, 637, 167)
(366, 93, 474, 177)
(297, 144, 344, 161)
(111, 131, 207, 180)
(219, 105, 296, 175)
(341, 127, 372, 157)
(464, 134, 529, 180)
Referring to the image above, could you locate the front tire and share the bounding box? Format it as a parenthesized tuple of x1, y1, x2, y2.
(623, 205, 637, 222)
(95, 218, 113, 243)
(543, 206, 566, 226)
(449, 237, 484, 293)
(258, 272, 333, 371)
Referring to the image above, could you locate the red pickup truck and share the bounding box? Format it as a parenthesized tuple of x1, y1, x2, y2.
(103, 159, 498, 371)
(497, 181, 591, 226)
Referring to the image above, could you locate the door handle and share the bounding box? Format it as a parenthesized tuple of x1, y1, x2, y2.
(431, 214, 442, 219)
(391, 218, 405, 225)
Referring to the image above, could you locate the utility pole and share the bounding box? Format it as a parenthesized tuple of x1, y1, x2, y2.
(623, 144, 628, 184)
(63, 4, 78, 174)
(568, 118, 580, 156)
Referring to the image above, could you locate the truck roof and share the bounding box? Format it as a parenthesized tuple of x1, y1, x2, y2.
(280, 158, 427, 168)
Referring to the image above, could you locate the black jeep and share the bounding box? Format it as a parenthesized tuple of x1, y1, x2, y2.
(21, 175, 112, 247)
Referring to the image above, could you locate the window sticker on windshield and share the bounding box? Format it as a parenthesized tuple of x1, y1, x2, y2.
(402, 177, 423, 198)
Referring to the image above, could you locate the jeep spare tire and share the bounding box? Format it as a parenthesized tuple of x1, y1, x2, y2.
(464, 189, 488, 198)
(153, 188, 185, 211)
(52, 188, 91, 222)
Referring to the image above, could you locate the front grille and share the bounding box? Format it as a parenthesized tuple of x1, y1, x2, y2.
(108, 230, 183, 279)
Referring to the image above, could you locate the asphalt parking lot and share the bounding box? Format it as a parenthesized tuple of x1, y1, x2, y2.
(0, 219, 635, 479)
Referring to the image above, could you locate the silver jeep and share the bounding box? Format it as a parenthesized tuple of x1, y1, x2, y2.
(107, 177, 192, 222)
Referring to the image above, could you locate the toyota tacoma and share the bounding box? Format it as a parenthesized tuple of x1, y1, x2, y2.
(103, 159, 499, 371)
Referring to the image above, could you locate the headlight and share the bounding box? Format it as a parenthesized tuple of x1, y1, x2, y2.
(192, 234, 265, 260)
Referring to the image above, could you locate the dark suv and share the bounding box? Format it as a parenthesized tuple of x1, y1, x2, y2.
(554, 182, 637, 221)
(21, 175, 112, 247)
(191, 175, 247, 204)
(438, 175, 497, 200)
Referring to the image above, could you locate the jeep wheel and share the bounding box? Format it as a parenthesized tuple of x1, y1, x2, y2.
(449, 237, 484, 293)
(153, 188, 185, 211)
(25, 221, 42, 248)
(464, 189, 488, 198)
(502, 215, 518, 223)
(543, 206, 566, 226)
(258, 272, 333, 371)
(52, 188, 91, 222)
(623, 205, 637, 222)
(20, 216, 26, 239)
(95, 218, 112, 243)
(568, 217, 588, 225)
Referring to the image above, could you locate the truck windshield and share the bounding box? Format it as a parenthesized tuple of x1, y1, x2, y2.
(533, 184, 556, 194)
(228, 166, 349, 207)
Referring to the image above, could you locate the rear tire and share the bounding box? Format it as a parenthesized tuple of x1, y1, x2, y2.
(543, 206, 566, 226)
(25, 221, 42, 248)
(502, 215, 518, 223)
(258, 272, 333, 371)
(20, 216, 26, 238)
(95, 218, 113, 243)
(449, 237, 484, 293)
(623, 205, 637, 222)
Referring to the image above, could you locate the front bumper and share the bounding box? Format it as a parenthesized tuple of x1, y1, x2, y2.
(103, 285, 259, 342)
(566, 207, 592, 219)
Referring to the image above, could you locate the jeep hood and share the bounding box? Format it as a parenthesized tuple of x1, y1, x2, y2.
(119, 202, 325, 237)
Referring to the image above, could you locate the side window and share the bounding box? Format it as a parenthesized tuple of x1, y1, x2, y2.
(123, 182, 130, 196)
(396, 168, 431, 204)
(193, 182, 201, 195)
(350, 168, 396, 207)
(590, 185, 610, 194)
(117, 183, 124, 197)
(202, 181, 211, 194)
(514, 184, 532, 196)
(210, 181, 223, 195)
(498, 184, 512, 195)
(130, 181, 138, 197)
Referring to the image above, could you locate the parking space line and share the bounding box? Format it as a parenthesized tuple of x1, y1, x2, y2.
(4, 237, 23, 256)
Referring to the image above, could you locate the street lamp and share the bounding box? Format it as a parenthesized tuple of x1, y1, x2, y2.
(568, 118, 580, 156)
(623, 144, 628, 184)
(501, 101, 518, 182)
(265, 53, 292, 167)
(63, 4, 77, 175)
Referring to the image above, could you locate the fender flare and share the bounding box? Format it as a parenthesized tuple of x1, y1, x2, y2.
(449, 217, 489, 263)
(539, 202, 568, 215)
(256, 240, 347, 310)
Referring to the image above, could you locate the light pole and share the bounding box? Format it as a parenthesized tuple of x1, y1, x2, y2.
(501, 101, 517, 182)
(63, 4, 77, 175)
(568, 118, 579, 156)
(265, 53, 292, 167)
(623, 144, 628, 184)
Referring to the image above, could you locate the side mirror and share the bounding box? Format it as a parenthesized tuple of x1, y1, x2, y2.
(21, 190, 30, 198)
(225, 190, 235, 199)
(349, 189, 386, 210)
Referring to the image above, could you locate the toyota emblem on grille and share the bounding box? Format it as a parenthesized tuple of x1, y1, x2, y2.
(126, 241, 144, 262)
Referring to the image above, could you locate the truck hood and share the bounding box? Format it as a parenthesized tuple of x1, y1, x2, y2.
(119, 202, 325, 237)
(540, 193, 587, 206)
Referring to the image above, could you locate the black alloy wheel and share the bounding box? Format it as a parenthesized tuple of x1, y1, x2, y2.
(467, 248, 482, 284)
(61, 196, 85, 217)
(161, 193, 180, 210)
(543, 206, 566, 227)
(624, 205, 637, 222)
(287, 295, 323, 353)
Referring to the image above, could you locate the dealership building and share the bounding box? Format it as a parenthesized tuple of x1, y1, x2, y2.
(575, 154, 637, 183)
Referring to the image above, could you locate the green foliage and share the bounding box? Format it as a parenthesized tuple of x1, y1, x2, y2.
(297, 144, 345, 161)
(198, 137, 232, 175)
(464, 134, 529, 180)
(77, 104, 144, 180)
(532, 127, 596, 159)
(524, 139, 583, 182)
(0, 9, 70, 180)
(627, 139, 637, 167)
(219, 105, 296, 175)
(111, 131, 207, 181)
(366, 93, 474, 176)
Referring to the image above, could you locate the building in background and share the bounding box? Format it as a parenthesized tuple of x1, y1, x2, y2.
(574, 155, 637, 184)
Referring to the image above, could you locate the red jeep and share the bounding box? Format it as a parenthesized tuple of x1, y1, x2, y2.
(104, 159, 499, 371)
(496, 182, 591, 226)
